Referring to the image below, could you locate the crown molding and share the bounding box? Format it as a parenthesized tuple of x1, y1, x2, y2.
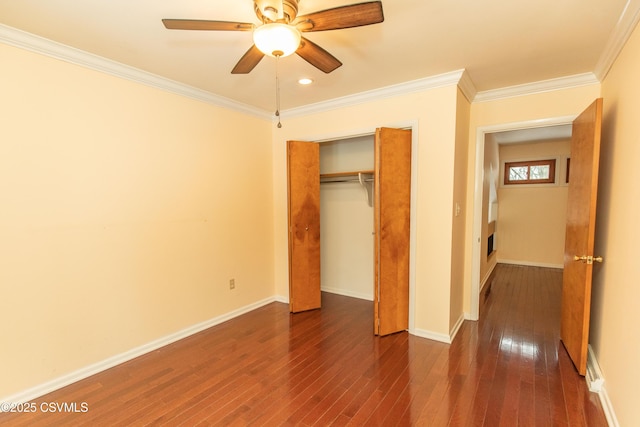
(5, 2, 637, 119)
(0, 24, 271, 120)
(283, 69, 469, 118)
(457, 69, 478, 102)
(594, 0, 640, 80)
(473, 73, 600, 103)
(474, 0, 640, 103)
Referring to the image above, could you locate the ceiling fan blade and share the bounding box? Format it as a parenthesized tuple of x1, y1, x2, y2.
(162, 19, 254, 31)
(296, 37, 342, 73)
(231, 45, 266, 74)
(294, 1, 383, 32)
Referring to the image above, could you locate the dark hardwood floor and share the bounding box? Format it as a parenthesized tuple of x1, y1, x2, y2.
(0, 264, 607, 426)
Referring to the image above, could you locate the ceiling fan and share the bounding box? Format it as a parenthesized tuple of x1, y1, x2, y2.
(162, 0, 384, 74)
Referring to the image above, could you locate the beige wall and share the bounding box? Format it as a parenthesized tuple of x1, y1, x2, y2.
(595, 20, 640, 427)
(450, 89, 470, 329)
(0, 43, 274, 397)
(272, 85, 462, 338)
(497, 139, 571, 267)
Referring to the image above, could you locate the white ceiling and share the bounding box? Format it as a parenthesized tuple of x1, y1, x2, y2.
(0, 0, 636, 113)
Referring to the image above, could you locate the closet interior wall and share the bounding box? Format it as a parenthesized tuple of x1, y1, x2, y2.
(319, 135, 374, 301)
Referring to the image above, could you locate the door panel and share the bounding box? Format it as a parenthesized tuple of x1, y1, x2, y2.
(560, 98, 603, 375)
(287, 140, 321, 313)
(374, 127, 412, 335)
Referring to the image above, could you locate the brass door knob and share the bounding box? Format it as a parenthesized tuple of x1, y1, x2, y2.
(573, 255, 603, 264)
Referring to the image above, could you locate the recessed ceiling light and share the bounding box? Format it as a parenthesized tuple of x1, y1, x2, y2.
(298, 78, 313, 85)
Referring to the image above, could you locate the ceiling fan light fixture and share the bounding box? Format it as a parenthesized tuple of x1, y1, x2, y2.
(253, 23, 301, 57)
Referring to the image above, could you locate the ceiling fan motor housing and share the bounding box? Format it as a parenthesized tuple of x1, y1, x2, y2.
(254, 0, 299, 23)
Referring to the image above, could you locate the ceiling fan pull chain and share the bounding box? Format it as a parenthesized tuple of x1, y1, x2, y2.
(275, 54, 282, 128)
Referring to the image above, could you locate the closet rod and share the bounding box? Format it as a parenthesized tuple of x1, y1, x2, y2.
(320, 178, 374, 184)
(319, 170, 374, 184)
(320, 171, 374, 206)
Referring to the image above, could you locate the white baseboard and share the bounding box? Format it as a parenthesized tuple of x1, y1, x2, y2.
(598, 384, 619, 427)
(497, 259, 564, 269)
(321, 287, 374, 301)
(586, 345, 604, 392)
(1, 296, 280, 405)
(449, 314, 465, 342)
(586, 345, 619, 427)
(274, 295, 289, 304)
(411, 328, 453, 344)
(480, 262, 497, 292)
(410, 315, 466, 344)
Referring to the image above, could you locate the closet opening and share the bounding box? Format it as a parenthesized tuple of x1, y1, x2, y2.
(287, 127, 412, 335)
(319, 135, 375, 302)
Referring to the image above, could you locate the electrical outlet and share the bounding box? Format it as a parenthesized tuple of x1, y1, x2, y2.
(229, 278, 235, 290)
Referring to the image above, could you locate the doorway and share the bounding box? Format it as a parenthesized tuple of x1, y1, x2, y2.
(470, 117, 576, 320)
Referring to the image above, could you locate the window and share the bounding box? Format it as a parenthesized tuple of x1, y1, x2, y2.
(504, 159, 556, 185)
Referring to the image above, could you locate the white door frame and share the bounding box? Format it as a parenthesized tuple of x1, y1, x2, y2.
(469, 115, 576, 320)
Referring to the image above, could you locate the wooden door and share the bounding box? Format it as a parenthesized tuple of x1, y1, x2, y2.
(560, 98, 604, 375)
(287, 140, 321, 313)
(374, 127, 412, 335)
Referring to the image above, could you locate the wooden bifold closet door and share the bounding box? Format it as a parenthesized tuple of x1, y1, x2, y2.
(374, 127, 411, 336)
(287, 128, 411, 336)
(287, 140, 321, 313)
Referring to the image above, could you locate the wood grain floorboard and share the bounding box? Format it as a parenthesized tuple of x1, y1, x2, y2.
(0, 264, 608, 426)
